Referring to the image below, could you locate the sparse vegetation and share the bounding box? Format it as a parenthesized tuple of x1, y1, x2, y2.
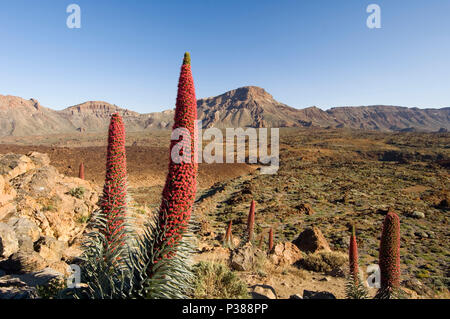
(192, 262, 249, 299)
(299, 251, 347, 273)
(36, 278, 67, 299)
(68, 187, 85, 199)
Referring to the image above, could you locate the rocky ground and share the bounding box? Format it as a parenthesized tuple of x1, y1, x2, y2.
(0, 152, 99, 298)
(192, 129, 449, 299)
(0, 128, 448, 299)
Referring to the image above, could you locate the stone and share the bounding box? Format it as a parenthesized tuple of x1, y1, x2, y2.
(289, 294, 303, 299)
(0, 251, 47, 273)
(292, 227, 331, 253)
(0, 223, 19, 258)
(0, 202, 16, 221)
(269, 242, 303, 266)
(7, 218, 41, 242)
(17, 235, 34, 252)
(0, 154, 35, 181)
(250, 285, 277, 299)
(296, 203, 315, 215)
(230, 243, 265, 271)
(34, 237, 67, 263)
(0, 267, 63, 299)
(411, 211, 425, 219)
(0, 176, 17, 206)
(303, 290, 336, 299)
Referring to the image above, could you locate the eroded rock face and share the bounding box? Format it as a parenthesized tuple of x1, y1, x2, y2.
(0, 152, 98, 243)
(292, 227, 331, 253)
(0, 152, 99, 289)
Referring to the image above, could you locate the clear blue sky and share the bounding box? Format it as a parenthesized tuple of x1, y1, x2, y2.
(0, 0, 449, 112)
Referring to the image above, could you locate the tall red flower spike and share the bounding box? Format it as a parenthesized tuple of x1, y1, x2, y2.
(225, 220, 232, 244)
(158, 52, 198, 249)
(247, 200, 256, 242)
(79, 162, 85, 179)
(349, 225, 359, 283)
(101, 113, 127, 245)
(268, 228, 274, 252)
(379, 210, 401, 291)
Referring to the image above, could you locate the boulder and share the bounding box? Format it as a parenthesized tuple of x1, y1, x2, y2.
(411, 211, 425, 219)
(0, 251, 47, 273)
(34, 237, 67, 263)
(0, 267, 63, 299)
(0, 223, 19, 258)
(0, 154, 35, 181)
(292, 227, 331, 253)
(269, 242, 303, 266)
(303, 290, 336, 299)
(230, 243, 265, 271)
(296, 203, 315, 215)
(7, 218, 41, 242)
(250, 284, 277, 299)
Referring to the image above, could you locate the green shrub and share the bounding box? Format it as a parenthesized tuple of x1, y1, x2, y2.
(193, 262, 249, 299)
(36, 278, 67, 299)
(68, 187, 85, 199)
(299, 251, 347, 273)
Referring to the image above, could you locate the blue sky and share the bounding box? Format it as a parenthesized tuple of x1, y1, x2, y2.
(0, 0, 449, 112)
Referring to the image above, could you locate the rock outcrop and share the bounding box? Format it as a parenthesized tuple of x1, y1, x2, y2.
(292, 227, 331, 253)
(269, 242, 303, 266)
(230, 243, 265, 271)
(0, 152, 99, 298)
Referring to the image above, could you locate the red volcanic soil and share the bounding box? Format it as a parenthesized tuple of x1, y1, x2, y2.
(0, 144, 256, 189)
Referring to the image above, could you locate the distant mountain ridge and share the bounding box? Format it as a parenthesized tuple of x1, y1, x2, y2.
(0, 87, 448, 136)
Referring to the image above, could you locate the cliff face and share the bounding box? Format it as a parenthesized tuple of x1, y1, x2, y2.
(0, 88, 448, 137)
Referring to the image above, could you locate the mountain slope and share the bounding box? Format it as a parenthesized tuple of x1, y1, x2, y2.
(0, 88, 448, 137)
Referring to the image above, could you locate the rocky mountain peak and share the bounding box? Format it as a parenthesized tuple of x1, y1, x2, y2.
(226, 86, 274, 102)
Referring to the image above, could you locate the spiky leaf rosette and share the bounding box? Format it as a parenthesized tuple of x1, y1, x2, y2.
(375, 210, 403, 299)
(60, 200, 196, 299)
(158, 52, 198, 251)
(79, 162, 85, 179)
(345, 274, 369, 299)
(247, 200, 256, 242)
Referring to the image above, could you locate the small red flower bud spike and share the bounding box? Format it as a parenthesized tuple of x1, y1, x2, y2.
(247, 200, 256, 242)
(79, 162, 85, 179)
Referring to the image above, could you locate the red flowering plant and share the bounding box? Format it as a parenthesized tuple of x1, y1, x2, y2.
(345, 225, 368, 299)
(70, 54, 197, 299)
(75, 113, 134, 298)
(224, 220, 233, 247)
(247, 200, 256, 242)
(157, 51, 198, 252)
(268, 228, 274, 252)
(79, 162, 85, 179)
(376, 210, 404, 299)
